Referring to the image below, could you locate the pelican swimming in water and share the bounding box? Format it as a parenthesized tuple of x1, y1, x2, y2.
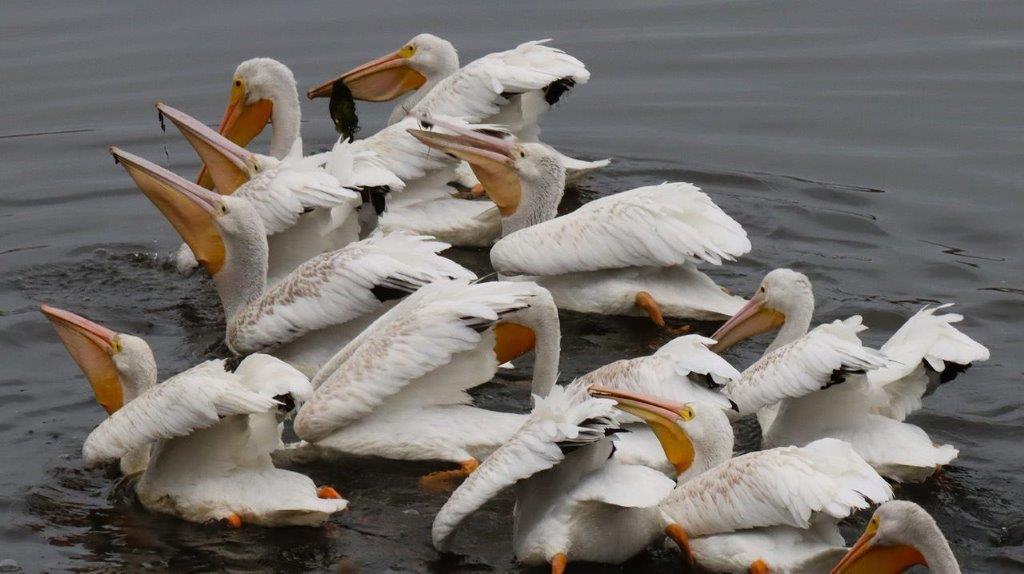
(158, 102, 398, 284)
(711, 268, 990, 481)
(110, 146, 474, 376)
(291, 279, 560, 487)
(308, 35, 588, 143)
(831, 501, 960, 573)
(432, 385, 889, 573)
(39, 305, 347, 527)
(309, 36, 608, 244)
(569, 334, 740, 474)
(409, 120, 750, 325)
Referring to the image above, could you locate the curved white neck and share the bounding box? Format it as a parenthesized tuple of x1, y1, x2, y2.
(268, 89, 301, 159)
(917, 523, 960, 574)
(500, 176, 563, 237)
(214, 233, 269, 322)
(526, 291, 561, 397)
(767, 299, 814, 352)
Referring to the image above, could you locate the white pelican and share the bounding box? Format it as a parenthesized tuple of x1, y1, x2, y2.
(309, 35, 608, 243)
(569, 334, 740, 474)
(832, 501, 959, 573)
(308, 35, 589, 142)
(158, 102, 396, 284)
(110, 146, 474, 376)
(409, 122, 750, 325)
(40, 305, 347, 527)
(431, 384, 889, 573)
(592, 388, 893, 574)
(711, 268, 990, 482)
(292, 279, 560, 487)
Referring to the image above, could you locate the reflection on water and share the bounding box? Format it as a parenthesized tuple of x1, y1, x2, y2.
(1, 1, 1022, 572)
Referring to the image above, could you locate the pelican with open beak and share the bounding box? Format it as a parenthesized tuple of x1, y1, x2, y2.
(157, 102, 371, 283)
(111, 145, 473, 376)
(408, 118, 750, 326)
(588, 386, 892, 574)
(39, 305, 348, 527)
(308, 41, 427, 103)
(831, 501, 958, 573)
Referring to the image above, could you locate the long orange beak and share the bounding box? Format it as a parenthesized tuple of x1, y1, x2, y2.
(158, 102, 252, 195)
(110, 146, 226, 275)
(307, 50, 426, 101)
(588, 386, 696, 475)
(197, 78, 272, 188)
(831, 522, 926, 573)
(408, 120, 522, 216)
(40, 305, 124, 415)
(709, 292, 786, 353)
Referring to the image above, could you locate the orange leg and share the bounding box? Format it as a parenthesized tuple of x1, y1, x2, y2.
(635, 292, 691, 334)
(551, 553, 567, 574)
(665, 523, 695, 568)
(419, 459, 479, 492)
(749, 559, 770, 573)
(317, 485, 343, 499)
(223, 513, 243, 528)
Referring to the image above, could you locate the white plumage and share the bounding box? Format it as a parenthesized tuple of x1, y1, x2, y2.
(724, 317, 889, 415)
(405, 39, 589, 141)
(660, 438, 892, 536)
(492, 182, 750, 276)
(228, 233, 475, 359)
(292, 279, 559, 465)
(868, 304, 990, 421)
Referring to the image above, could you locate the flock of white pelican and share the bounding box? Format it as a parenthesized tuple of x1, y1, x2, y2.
(40, 34, 988, 573)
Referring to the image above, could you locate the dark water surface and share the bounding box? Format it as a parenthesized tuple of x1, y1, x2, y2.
(1, 2, 1022, 572)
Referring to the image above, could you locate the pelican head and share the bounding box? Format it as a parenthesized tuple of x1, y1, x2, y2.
(110, 146, 266, 280)
(710, 268, 814, 353)
(40, 305, 156, 415)
(832, 501, 956, 573)
(588, 387, 734, 479)
(197, 58, 300, 187)
(408, 118, 564, 233)
(307, 33, 456, 101)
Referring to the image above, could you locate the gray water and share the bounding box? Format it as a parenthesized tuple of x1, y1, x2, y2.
(1, 1, 1022, 572)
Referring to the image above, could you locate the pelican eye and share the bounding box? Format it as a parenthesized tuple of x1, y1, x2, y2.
(399, 44, 416, 58)
(110, 337, 123, 354)
(519, 151, 526, 158)
(219, 202, 230, 215)
(678, 405, 695, 421)
(234, 79, 242, 87)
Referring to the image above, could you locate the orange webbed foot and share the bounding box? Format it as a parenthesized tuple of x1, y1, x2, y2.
(419, 459, 479, 492)
(749, 558, 770, 573)
(317, 485, 343, 499)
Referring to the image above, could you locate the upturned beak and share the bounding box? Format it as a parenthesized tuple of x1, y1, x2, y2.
(710, 292, 786, 353)
(408, 120, 522, 216)
(157, 102, 252, 195)
(110, 146, 226, 275)
(831, 521, 926, 573)
(197, 78, 272, 188)
(308, 50, 426, 101)
(40, 305, 124, 414)
(588, 386, 696, 475)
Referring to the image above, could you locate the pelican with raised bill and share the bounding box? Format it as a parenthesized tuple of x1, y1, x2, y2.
(568, 334, 741, 475)
(290, 279, 560, 488)
(157, 102, 396, 284)
(710, 268, 990, 482)
(110, 146, 475, 376)
(831, 501, 960, 573)
(409, 119, 750, 326)
(39, 305, 347, 527)
(588, 387, 893, 574)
